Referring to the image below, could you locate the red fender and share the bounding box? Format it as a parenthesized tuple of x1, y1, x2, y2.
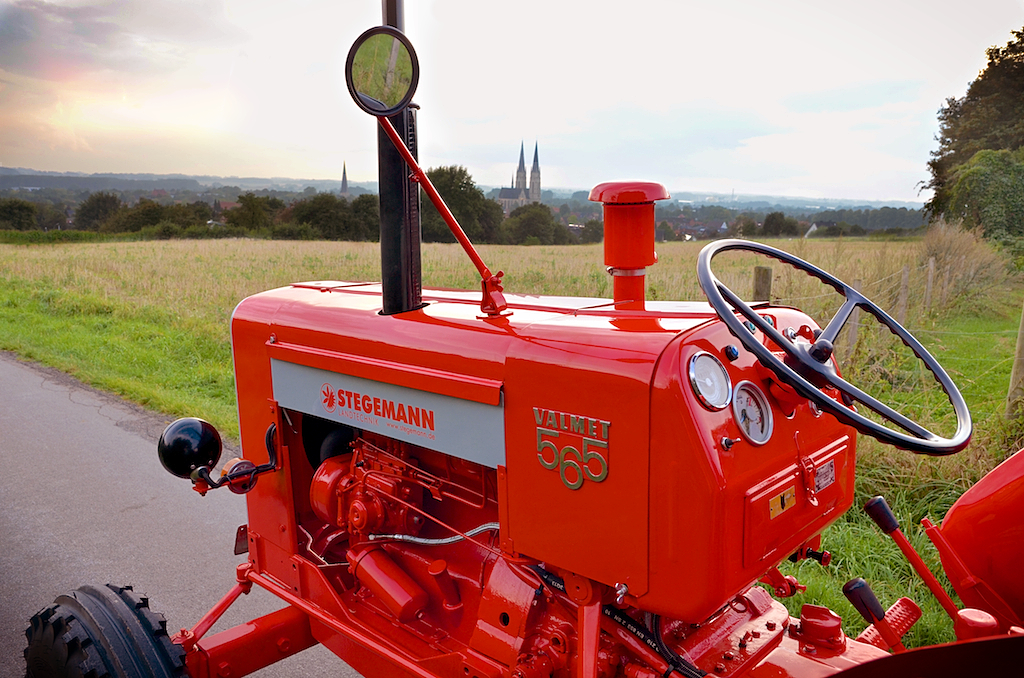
(928, 449, 1024, 630)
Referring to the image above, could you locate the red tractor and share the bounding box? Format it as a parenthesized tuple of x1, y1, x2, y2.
(24, 8, 1024, 678)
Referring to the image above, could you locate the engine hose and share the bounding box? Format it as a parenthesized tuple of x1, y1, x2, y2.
(529, 567, 705, 678)
(652, 615, 699, 678)
(369, 522, 499, 545)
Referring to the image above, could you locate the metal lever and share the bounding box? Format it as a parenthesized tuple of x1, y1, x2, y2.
(864, 496, 961, 622)
(843, 578, 906, 652)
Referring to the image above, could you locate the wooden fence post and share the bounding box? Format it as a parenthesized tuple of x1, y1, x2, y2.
(897, 265, 910, 326)
(1006, 299, 1024, 417)
(753, 266, 772, 302)
(925, 257, 935, 313)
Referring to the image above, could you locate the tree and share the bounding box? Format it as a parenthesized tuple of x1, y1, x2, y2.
(0, 198, 38, 230)
(289, 193, 347, 239)
(577, 220, 598, 244)
(657, 221, 678, 241)
(762, 211, 798, 237)
(101, 198, 163, 232)
(580, 219, 603, 244)
(225, 193, 283, 230)
(420, 166, 503, 243)
(762, 211, 786, 236)
(733, 215, 758, 237)
(926, 26, 1024, 215)
(35, 202, 67, 230)
(505, 203, 573, 245)
(350, 194, 380, 241)
(75, 192, 121, 230)
(944, 148, 1024, 239)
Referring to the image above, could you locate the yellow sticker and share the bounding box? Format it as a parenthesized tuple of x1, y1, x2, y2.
(769, 487, 796, 519)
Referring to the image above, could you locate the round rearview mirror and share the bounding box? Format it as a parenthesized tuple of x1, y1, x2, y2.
(345, 26, 419, 117)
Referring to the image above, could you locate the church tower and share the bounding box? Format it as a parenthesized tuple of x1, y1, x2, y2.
(529, 142, 541, 202)
(515, 142, 527, 192)
(341, 162, 350, 197)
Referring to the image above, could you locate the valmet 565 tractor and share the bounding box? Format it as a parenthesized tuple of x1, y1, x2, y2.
(24, 6, 1024, 678)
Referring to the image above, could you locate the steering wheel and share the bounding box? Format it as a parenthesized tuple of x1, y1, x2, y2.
(697, 239, 971, 456)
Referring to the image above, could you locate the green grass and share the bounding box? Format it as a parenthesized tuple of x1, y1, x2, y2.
(0, 276, 238, 437)
(0, 229, 114, 245)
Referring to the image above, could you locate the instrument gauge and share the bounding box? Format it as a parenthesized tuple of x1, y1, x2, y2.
(732, 381, 773, 445)
(688, 352, 732, 411)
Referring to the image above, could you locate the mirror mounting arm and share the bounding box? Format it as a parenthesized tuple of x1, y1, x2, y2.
(376, 115, 508, 316)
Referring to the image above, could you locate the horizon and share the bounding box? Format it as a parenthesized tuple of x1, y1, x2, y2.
(0, 164, 926, 210)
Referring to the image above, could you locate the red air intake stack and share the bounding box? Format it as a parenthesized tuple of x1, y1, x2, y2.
(589, 181, 670, 310)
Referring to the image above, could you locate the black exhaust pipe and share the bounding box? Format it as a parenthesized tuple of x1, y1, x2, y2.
(378, 0, 423, 315)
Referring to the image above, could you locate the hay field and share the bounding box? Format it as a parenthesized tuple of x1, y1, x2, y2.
(0, 233, 1013, 400)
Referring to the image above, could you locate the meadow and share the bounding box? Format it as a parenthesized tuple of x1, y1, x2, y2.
(1, 227, 1021, 646)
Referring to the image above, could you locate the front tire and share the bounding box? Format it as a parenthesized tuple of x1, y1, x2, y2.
(25, 584, 185, 678)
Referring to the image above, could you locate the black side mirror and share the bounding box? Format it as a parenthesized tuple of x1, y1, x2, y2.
(345, 25, 419, 117)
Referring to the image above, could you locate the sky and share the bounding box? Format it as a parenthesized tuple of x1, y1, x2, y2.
(1, 1, 1022, 204)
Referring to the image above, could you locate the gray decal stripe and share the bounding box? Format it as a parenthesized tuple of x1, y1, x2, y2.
(271, 359, 505, 468)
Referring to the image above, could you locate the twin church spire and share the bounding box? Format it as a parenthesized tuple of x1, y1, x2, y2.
(514, 141, 541, 203)
(497, 141, 542, 216)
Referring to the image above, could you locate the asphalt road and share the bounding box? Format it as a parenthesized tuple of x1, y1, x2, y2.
(0, 351, 355, 677)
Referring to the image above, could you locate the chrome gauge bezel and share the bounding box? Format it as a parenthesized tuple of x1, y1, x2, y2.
(732, 380, 773, 446)
(688, 351, 732, 411)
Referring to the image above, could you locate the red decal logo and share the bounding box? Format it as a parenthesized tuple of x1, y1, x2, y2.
(321, 383, 336, 413)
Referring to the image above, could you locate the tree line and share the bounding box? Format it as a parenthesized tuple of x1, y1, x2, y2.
(0, 166, 588, 245)
(3, 160, 933, 244)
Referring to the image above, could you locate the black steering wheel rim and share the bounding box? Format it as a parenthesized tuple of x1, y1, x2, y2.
(697, 239, 971, 456)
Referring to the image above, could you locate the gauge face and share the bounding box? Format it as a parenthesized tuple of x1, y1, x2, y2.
(732, 381, 773, 445)
(688, 352, 732, 410)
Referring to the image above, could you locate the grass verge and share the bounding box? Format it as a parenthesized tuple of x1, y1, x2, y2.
(0, 276, 238, 437)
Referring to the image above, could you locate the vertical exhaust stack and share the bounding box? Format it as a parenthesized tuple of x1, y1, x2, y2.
(378, 0, 423, 315)
(589, 182, 670, 310)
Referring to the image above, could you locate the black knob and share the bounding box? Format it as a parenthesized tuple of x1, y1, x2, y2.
(843, 578, 885, 624)
(158, 418, 222, 479)
(864, 496, 900, 534)
(809, 338, 834, 363)
(806, 549, 831, 566)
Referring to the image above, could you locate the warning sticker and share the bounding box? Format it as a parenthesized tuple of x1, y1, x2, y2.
(815, 459, 836, 493)
(769, 486, 796, 519)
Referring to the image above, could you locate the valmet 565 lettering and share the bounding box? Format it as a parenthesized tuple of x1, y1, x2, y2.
(533, 407, 610, 490)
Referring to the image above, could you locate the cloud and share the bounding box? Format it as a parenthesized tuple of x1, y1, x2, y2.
(0, 0, 245, 82)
